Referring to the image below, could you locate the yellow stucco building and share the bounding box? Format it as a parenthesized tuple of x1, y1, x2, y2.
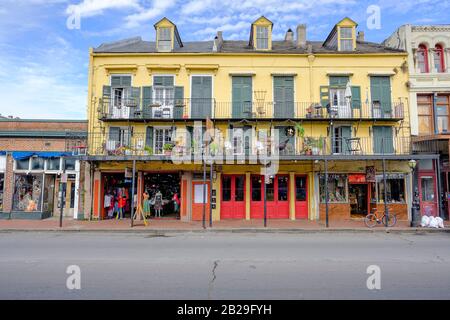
(80, 16, 437, 224)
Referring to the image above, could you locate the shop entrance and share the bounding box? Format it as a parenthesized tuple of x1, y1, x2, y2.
(53, 175, 76, 217)
(419, 175, 437, 217)
(221, 175, 245, 219)
(192, 181, 210, 221)
(102, 173, 132, 219)
(143, 172, 181, 219)
(250, 175, 289, 219)
(295, 176, 308, 219)
(349, 184, 369, 217)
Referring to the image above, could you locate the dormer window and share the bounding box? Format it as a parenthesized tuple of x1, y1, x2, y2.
(339, 27, 353, 51)
(256, 26, 269, 50)
(323, 18, 357, 51)
(158, 27, 172, 52)
(250, 16, 273, 50)
(154, 17, 183, 52)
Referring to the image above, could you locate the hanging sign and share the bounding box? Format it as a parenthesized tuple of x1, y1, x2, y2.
(365, 166, 376, 182)
(285, 126, 295, 137)
(125, 168, 133, 178)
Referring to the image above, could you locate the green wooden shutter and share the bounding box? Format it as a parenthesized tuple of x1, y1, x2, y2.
(383, 126, 394, 154)
(320, 86, 330, 108)
(131, 87, 140, 109)
(232, 76, 252, 118)
(274, 76, 294, 118)
(174, 86, 184, 119)
(341, 126, 352, 154)
(373, 126, 394, 154)
(145, 126, 154, 149)
(351, 86, 361, 109)
(102, 85, 111, 113)
(371, 77, 392, 118)
(191, 76, 212, 118)
(142, 86, 152, 118)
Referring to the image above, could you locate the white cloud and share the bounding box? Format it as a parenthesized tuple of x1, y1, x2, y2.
(0, 36, 87, 119)
(124, 0, 176, 28)
(181, 0, 214, 15)
(65, 0, 140, 18)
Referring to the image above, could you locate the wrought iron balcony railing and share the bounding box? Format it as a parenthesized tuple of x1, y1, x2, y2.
(71, 133, 414, 158)
(98, 98, 405, 121)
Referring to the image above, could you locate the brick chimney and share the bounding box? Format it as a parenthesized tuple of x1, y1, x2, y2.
(213, 31, 224, 52)
(285, 28, 294, 42)
(296, 24, 306, 48)
(357, 31, 365, 42)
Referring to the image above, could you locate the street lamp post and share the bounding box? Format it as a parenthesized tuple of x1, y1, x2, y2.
(409, 159, 421, 227)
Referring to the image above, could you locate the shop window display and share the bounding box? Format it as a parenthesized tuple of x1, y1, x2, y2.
(376, 176, 405, 204)
(320, 174, 348, 203)
(13, 174, 43, 212)
(143, 173, 180, 217)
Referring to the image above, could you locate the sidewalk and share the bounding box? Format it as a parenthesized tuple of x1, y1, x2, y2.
(0, 217, 449, 233)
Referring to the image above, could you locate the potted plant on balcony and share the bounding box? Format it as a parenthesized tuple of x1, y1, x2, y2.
(163, 143, 174, 156)
(144, 145, 153, 156)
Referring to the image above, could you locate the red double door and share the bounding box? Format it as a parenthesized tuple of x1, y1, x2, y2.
(221, 175, 246, 219)
(250, 175, 290, 219)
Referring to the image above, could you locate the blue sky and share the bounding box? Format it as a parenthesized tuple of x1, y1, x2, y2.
(0, 0, 449, 119)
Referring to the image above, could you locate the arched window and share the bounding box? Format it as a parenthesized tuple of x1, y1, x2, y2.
(417, 44, 429, 73)
(434, 44, 445, 73)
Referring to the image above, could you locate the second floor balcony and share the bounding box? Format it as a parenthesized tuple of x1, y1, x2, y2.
(75, 132, 416, 159)
(98, 97, 405, 122)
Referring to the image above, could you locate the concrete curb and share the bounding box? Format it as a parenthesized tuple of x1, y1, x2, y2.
(0, 228, 449, 234)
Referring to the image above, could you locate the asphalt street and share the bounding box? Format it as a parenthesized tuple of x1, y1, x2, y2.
(0, 231, 449, 299)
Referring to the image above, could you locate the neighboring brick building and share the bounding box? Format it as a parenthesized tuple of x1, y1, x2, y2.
(0, 119, 87, 219)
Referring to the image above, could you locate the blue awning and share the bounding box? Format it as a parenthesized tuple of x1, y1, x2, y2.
(11, 151, 72, 160)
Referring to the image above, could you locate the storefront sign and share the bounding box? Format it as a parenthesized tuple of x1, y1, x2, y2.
(349, 174, 366, 183)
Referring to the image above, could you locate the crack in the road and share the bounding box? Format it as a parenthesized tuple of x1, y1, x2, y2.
(207, 260, 219, 300)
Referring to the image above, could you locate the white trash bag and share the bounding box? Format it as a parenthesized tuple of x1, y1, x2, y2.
(429, 216, 439, 228)
(421, 215, 430, 227)
(435, 217, 445, 229)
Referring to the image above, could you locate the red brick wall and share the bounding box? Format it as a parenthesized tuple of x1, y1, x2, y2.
(0, 138, 67, 152)
(0, 120, 86, 132)
(319, 203, 351, 220)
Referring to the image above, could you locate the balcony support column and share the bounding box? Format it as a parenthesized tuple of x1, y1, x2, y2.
(289, 172, 295, 220)
(245, 172, 251, 220)
(324, 159, 329, 228)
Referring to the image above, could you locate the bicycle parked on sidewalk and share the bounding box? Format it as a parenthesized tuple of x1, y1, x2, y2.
(364, 208, 397, 228)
